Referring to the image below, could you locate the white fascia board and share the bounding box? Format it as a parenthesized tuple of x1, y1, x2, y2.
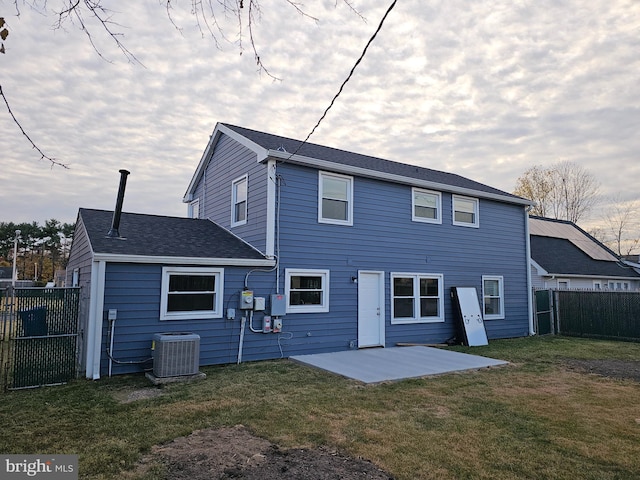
(267, 150, 532, 206)
(92, 253, 275, 267)
(183, 123, 270, 202)
(530, 259, 548, 276)
(542, 273, 639, 281)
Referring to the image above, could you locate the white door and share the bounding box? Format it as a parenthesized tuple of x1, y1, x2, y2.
(358, 271, 385, 348)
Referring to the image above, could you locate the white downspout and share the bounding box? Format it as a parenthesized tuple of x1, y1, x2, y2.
(86, 260, 106, 379)
(266, 159, 277, 259)
(524, 207, 535, 335)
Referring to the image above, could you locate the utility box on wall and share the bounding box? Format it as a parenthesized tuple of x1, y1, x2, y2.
(270, 294, 287, 316)
(152, 332, 200, 377)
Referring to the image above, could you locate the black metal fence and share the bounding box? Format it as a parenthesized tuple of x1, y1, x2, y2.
(535, 289, 640, 342)
(1, 287, 80, 390)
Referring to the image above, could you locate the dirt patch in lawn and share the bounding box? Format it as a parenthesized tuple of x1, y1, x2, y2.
(132, 425, 393, 480)
(127, 359, 639, 479)
(562, 358, 640, 383)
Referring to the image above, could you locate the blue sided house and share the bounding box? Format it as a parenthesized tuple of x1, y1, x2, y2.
(67, 123, 534, 379)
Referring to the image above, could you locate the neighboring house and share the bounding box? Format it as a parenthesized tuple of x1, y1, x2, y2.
(529, 216, 640, 291)
(622, 255, 640, 275)
(0, 267, 12, 288)
(67, 123, 534, 379)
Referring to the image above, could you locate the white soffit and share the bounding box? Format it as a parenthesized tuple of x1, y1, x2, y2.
(529, 218, 617, 262)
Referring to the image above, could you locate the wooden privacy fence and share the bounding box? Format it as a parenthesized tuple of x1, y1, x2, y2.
(535, 289, 640, 342)
(1, 287, 80, 390)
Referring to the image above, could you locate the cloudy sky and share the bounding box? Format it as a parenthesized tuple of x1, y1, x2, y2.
(1, 0, 639, 234)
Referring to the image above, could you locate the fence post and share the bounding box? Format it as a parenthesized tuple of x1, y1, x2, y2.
(553, 290, 561, 335)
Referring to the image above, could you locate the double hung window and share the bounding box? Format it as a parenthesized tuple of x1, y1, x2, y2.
(453, 195, 479, 227)
(412, 188, 442, 223)
(319, 172, 353, 225)
(232, 175, 248, 226)
(482, 276, 504, 320)
(160, 267, 223, 320)
(285, 269, 330, 313)
(391, 273, 444, 323)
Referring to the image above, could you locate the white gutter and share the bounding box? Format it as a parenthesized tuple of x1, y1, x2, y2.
(542, 273, 640, 281)
(267, 150, 533, 207)
(87, 260, 106, 380)
(92, 253, 275, 267)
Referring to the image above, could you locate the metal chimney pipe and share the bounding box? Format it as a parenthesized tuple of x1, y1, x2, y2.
(107, 169, 130, 238)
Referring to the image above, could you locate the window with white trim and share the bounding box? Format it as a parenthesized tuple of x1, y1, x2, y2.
(188, 199, 200, 219)
(557, 279, 570, 289)
(412, 188, 442, 224)
(593, 280, 603, 290)
(482, 276, 504, 320)
(160, 267, 224, 320)
(608, 281, 630, 290)
(319, 171, 353, 225)
(72, 268, 79, 287)
(232, 175, 248, 226)
(452, 195, 479, 227)
(285, 269, 330, 313)
(391, 273, 444, 324)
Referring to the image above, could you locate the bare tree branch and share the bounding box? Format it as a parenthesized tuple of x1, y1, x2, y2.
(601, 196, 640, 256)
(0, 84, 69, 169)
(53, 0, 145, 66)
(514, 161, 599, 223)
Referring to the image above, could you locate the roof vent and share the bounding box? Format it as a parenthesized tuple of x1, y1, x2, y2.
(107, 169, 130, 238)
(276, 145, 287, 152)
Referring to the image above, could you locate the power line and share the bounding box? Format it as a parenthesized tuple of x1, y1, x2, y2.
(288, 0, 398, 158)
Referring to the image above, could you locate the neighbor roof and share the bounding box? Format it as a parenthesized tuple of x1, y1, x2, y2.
(531, 236, 640, 278)
(529, 216, 640, 279)
(185, 123, 532, 206)
(78, 209, 270, 264)
(529, 216, 617, 261)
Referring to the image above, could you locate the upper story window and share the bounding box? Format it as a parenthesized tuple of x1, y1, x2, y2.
(318, 171, 353, 226)
(391, 273, 444, 324)
(232, 174, 248, 227)
(452, 195, 479, 228)
(160, 267, 224, 320)
(285, 269, 330, 313)
(188, 199, 200, 219)
(482, 275, 504, 320)
(412, 188, 442, 224)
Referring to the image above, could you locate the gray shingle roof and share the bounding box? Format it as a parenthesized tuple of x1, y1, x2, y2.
(79, 208, 267, 260)
(223, 124, 527, 201)
(531, 235, 640, 279)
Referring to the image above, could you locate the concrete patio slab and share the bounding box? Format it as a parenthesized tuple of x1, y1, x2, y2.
(290, 346, 507, 384)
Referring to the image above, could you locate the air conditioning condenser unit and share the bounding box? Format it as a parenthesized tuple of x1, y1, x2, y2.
(152, 332, 200, 377)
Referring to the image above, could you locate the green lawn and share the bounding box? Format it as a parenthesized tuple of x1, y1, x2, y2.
(1, 336, 639, 479)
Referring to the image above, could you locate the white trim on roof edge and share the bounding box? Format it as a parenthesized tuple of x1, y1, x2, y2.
(266, 150, 533, 206)
(537, 273, 640, 281)
(183, 123, 270, 202)
(93, 253, 275, 267)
